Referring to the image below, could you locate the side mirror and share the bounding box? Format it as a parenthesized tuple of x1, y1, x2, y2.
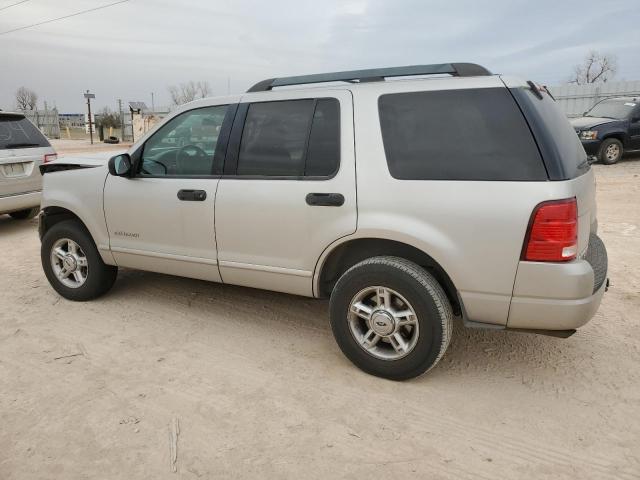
(108, 153, 132, 177)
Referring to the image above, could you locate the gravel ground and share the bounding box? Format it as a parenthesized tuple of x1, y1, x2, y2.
(1, 153, 639, 479)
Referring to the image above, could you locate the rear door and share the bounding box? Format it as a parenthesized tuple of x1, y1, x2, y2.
(0, 114, 50, 196)
(214, 89, 356, 296)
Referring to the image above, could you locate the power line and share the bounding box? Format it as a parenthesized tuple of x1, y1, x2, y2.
(0, 0, 31, 11)
(0, 0, 129, 36)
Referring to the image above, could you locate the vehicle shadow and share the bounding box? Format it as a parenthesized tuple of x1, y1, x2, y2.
(109, 268, 589, 384)
(0, 214, 39, 235)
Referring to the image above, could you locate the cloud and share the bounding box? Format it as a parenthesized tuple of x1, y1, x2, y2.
(0, 0, 637, 111)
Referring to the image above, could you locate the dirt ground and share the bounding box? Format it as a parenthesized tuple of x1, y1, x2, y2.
(1, 150, 639, 479)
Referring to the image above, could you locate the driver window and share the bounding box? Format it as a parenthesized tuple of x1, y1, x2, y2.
(140, 105, 227, 176)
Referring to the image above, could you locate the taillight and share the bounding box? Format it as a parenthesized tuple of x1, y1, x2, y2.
(44, 153, 57, 163)
(523, 198, 577, 262)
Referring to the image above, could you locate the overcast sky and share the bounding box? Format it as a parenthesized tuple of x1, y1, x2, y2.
(1, 0, 638, 112)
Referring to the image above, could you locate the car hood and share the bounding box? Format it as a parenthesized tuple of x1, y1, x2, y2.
(569, 116, 618, 130)
(57, 150, 127, 165)
(39, 150, 126, 174)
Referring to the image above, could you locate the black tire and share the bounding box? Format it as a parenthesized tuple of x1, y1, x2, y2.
(41, 220, 118, 301)
(599, 138, 623, 165)
(9, 207, 39, 220)
(329, 256, 453, 380)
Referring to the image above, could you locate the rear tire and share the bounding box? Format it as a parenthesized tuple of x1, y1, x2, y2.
(329, 256, 453, 380)
(9, 207, 39, 220)
(41, 220, 118, 301)
(599, 138, 623, 165)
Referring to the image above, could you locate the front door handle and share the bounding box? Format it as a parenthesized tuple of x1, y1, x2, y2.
(177, 189, 207, 201)
(306, 192, 344, 207)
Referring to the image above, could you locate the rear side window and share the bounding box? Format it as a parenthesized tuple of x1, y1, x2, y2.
(237, 98, 340, 177)
(305, 99, 340, 176)
(0, 115, 50, 149)
(378, 88, 547, 181)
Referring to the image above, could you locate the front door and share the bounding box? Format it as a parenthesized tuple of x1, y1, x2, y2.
(214, 90, 356, 296)
(104, 103, 232, 281)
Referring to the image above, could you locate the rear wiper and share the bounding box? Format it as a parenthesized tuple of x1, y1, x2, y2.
(4, 142, 40, 148)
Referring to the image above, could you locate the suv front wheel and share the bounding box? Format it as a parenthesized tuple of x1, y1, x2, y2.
(329, 256, 453, 380)
(41, 220, 118, 301)
(599, 138, 623, 165)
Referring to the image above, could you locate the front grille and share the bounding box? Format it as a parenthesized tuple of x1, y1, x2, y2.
(584, 234, 608, 293)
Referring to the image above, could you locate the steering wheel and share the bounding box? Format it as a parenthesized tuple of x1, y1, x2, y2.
(176, 144, 207, 174)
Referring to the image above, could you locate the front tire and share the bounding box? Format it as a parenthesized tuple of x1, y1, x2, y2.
(9, 207, 39, 220)
(599, 138, 623, 165)
(41, 220, 118, 301)
(329, 256, 453, 380)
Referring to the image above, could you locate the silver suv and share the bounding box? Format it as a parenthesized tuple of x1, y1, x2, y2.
(37, 63, 608, 380)
(1, 112, 56, 220)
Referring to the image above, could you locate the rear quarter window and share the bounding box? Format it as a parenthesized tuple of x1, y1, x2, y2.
(378, 88, 547, 181)
(0, 115, 50, 149)
(509, 86, 589, 180)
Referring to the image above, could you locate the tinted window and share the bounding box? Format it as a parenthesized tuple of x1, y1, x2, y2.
(378, 88, 547, 181)
(140, 105, 227, 176)
(0, 115, 50, 149)
(306, 99, 340, 176)
(238, 100, 314, 176)
(511, 86, 588, 180)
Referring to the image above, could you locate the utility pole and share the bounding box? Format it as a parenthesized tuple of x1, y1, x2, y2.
(117, 99, 124, 141)
(151, 92, 155, 112)
(84, 90, 95, 144)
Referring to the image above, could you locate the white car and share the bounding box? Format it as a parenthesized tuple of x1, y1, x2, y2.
(0, 112, 56, 219)
(38, 63, 607, 380)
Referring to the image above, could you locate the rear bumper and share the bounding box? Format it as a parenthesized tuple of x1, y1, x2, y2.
(0, 190, 41, 215)
(507, 234, 608, 331)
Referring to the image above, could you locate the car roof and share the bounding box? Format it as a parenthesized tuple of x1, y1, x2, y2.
(0, 111, 26, 117)
(599, 96, 639, 102)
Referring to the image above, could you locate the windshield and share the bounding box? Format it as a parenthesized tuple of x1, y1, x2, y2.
(586, 99, 636, 120)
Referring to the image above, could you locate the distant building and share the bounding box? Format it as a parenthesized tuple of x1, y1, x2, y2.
(58, 113, 85, 128)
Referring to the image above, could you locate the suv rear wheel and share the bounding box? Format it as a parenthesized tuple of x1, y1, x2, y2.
(599, 138, 623, 165)
(9, 207, 39, 220)
(41, 220, 118, 301)
(329, 256, 453, 380)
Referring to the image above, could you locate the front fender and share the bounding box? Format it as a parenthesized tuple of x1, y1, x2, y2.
(41, 165, 114, 264)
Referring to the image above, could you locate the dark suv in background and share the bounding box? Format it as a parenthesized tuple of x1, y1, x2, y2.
(570, 97, 640, 164)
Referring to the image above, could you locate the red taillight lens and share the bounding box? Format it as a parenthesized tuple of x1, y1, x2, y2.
(523, 198, 577, 262)
(44, 153, 57, 163)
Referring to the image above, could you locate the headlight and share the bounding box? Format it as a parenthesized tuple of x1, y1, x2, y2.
(580, 130, 598, 140)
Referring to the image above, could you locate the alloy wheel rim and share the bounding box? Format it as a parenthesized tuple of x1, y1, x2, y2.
(348, 286, 420, 360)
(50, 238, 89, 288)
(606, 144, 620, 161)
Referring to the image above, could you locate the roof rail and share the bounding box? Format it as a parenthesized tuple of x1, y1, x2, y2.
(247, 62, 491, 93)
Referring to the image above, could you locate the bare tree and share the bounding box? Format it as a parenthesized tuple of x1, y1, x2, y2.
(15, 86, 38, 110)
(168, 81, 212, 106)
(96, 107, 121, 129)
(570, 51, 617, 85)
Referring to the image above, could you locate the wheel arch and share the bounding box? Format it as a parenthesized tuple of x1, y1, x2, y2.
(40, 206, 90, 239)
(39, 206, 115, 265)
(601, 132, 625, 144)
(315, 237, 461, 315)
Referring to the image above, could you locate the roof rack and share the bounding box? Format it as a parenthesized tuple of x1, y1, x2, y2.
(247, 62, 492, 93)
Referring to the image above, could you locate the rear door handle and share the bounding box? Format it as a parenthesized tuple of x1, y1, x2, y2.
(177, 189, 207, 201)
(306, 192, 344, 207)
